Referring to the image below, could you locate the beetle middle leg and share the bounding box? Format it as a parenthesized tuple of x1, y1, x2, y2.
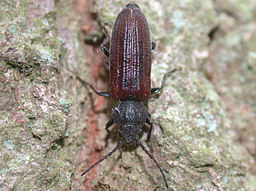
(151, 68, 180, 95)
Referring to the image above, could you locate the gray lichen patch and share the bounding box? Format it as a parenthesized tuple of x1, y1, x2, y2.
(206, 0, 256, 189)
(0, 0, 75, 190)
(0, 1, 61, 75)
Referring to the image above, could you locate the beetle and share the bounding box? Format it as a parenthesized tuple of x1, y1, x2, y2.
(78, 2, 177, 189)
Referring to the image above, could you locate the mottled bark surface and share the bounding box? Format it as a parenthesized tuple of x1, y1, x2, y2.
(0, 0, 255, 190)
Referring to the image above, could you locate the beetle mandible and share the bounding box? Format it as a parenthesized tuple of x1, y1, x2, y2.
(78, 2, 177, 189)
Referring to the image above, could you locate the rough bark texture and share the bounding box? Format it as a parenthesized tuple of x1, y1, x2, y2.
(0, 0, 255, 190)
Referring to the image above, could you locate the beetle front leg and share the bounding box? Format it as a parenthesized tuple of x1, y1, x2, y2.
(146, 114, 154, 152)
(105, 117, 114, 133)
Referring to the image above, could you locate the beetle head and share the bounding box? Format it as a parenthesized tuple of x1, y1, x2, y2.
(119, 124, 141, 144)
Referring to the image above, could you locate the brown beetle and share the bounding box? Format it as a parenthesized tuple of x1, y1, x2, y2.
(78, 2, 177, 189)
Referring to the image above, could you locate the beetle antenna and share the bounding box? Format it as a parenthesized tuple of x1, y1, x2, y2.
(81, 140, 124, 176)
(135, 139, 169, 189)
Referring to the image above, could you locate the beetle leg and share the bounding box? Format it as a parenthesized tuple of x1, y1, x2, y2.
(151, 68, 180, 95)
(76, 76, 110, 97)
(146, 114, 153, 142)
(152, 42, 156, 52)
(100, 37, 110, 57)
(106, 117, 114, 133)
(146, 114, 154, 152)
(100, 44, 109, 58)
(151, 87, 161, 95)
(105, 61, 110, 70)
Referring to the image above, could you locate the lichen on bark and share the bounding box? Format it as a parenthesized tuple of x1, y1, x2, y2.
(0, 0, 75, 190)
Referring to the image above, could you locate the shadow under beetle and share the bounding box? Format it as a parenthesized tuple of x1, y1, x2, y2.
(79, 2, 178, 189)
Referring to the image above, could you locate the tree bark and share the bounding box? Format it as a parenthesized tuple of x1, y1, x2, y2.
(0, 0, 255, 190)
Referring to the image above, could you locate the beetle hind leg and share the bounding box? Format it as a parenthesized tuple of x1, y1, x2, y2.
(76, 76, 110, 97)
(151, 68, 180, 95)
